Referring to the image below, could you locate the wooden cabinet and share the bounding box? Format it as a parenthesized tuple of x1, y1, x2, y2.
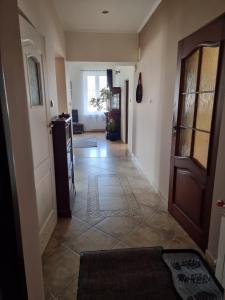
(110, 87, 121, 111)
(52, 116, 75, 217)
(106, 87, 121, 141)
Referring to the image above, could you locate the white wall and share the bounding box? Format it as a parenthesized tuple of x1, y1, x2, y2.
(66, 32, 138, 62)
(55, 57, 70, 114)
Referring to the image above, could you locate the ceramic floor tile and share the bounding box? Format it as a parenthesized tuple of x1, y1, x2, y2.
(43, 132, 202, 298)
(43, 238, 63, 261)
(164, 236, 201, 252)
(73, 207, 105, 226)
(72, 201, 85, 214)
(99, 196, 128, 210)
(112, 241, 131, 249)
(43, 245, 80, 296)
(44, 284, 54, 300)
(87, 174, 141, 218)
(139, 204, 158, 219)
(96, 216, 138, 239)
(131, 187, 155, 195)
(134, 192, 162, 208)
(66, 227, 118, 253)
(72, 193, 87, 213)
(146, 210, 179, 231)
(98, 185, 124, 195)
(98, 176, 121, 186)
(120, 222, 168, 248)
(52, 216, 91, 243)
(127, 179, 151, 189)
(56, 278, 78, 300)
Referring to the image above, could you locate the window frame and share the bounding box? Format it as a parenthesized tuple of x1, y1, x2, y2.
(83, 71, 107, 114)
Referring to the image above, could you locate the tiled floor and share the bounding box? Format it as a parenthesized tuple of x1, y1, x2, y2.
(43, 132, 200, 300)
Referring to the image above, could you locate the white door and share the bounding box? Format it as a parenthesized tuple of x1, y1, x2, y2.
(20, 17, 57, 253)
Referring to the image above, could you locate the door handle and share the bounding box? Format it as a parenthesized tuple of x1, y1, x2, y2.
(47, 122, 54, 135)
(216, 200, 225, 208)
(47, 122, 54, 129)
(173, 126, 177, 134)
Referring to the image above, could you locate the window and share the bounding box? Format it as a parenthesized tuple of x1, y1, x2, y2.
(27, 56, 43, 106)
(85, 74, 107, 113)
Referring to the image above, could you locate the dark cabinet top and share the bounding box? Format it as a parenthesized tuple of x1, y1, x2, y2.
(52, 115, 72, 125)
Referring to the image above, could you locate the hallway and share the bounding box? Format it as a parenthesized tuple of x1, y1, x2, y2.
(42, 133, 200, 300)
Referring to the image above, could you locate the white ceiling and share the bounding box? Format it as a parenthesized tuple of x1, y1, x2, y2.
(53, 0, 161, 33)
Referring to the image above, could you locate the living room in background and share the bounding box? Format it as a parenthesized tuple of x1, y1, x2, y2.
(68, 62, 135, 140)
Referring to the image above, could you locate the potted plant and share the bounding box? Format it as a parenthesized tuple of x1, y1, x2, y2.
(89, 88, 111, 112)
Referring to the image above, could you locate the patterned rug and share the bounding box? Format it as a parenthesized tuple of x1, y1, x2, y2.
(73, 137, 97, 148)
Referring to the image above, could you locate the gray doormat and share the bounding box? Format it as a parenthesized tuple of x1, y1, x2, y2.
(77, 247, 179, 300)
(162, 250, 224, 300)
(73, 137, 97, 148)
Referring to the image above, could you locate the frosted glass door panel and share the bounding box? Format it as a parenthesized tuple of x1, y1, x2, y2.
(193, 131, 210, 168)
(183, 50, 199, 93)
(179, 129, 192, 157)
(181, 94, 195, 127)
(27, 57, 43, 106)
(196, 93, 214, 131)
(199, 47, 219, 92)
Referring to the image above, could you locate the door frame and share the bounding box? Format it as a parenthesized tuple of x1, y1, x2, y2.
(169, 13, 225, 250)
(125, 80, 129, 144)
(0, 57, 28, 299)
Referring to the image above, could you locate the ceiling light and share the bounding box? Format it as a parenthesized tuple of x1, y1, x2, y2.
(102, 10, 109, 14)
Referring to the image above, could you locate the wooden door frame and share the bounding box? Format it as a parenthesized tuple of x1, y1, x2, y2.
(169, 13, 225, 250)
(0, 57, 28, 299)
(125, 80, 129, 144)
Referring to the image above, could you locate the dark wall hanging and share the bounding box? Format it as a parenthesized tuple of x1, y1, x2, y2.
(107, 69, 113, 90)
(136, 72, 143, 103)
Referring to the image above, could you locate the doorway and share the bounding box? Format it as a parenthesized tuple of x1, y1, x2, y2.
(125, 80, 129, 144)
(169, 14, 225, 250)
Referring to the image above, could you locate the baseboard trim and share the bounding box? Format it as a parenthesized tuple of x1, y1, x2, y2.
(129, 151, 168, 204)
(39, 209, 57, 254)
(84, 129, 105, 133)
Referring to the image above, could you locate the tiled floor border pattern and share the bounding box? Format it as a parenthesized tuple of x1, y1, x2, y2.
(87, 174, 141, 218)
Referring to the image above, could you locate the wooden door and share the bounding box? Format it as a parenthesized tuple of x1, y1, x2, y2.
(20, 17, 57, 253)
(169, 15, 225, 251)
